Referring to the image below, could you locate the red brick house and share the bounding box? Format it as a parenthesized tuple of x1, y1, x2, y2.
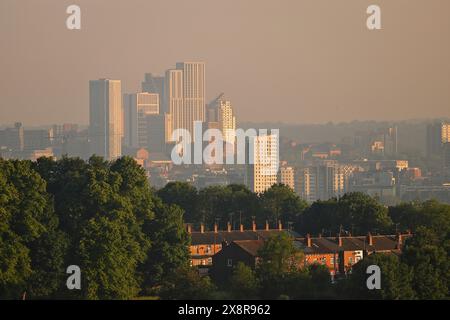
(211, 233, 411, 281)
(188, 221, 298, 268)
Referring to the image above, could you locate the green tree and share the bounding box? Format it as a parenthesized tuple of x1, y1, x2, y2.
(0, 159, 67, 299)
(34, 156, 153, 299)
(157, 182, 199, 222)
(338, 192, 393, 235)
(260, 184, 308, 225)
(296, 198, 339, 235)
(229, 262, 260, 299)
(401, 227, 449, 299)
(257, 233, 304, 298)
(344, 253, 415, 300)
(140, 202, 190, 292)
(159, 267, 217, 300)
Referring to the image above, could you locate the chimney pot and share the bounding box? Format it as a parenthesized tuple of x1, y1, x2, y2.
(396, 233, 403, 247)
(240, 224, 244, 232)
(227, 222, 232, 232)
(306, 233, 312, 247)
(367, 232, 373, 246)
(214, 223, 218, 233)
(265, 220, 269, 231)
(278, 220, 282, 231)
(252, 220, 257, 232)
(187, 224, 192, 234)
(200, 223, 205, 233)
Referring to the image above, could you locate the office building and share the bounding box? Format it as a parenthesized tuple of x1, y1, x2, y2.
(89, 79, 122, 160)
(218, 98, 236, 145)
(142, 73, 165, 113)
(279, 166, 295, 190)
(123, 92, 159, 148)
(426, 122, 450, 157)
(246, 133, 279, 193)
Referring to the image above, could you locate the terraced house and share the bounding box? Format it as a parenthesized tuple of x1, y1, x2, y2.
(212, 232, 412, 281)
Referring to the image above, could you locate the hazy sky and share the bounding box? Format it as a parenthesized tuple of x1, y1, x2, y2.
(1, 0, 449, 125)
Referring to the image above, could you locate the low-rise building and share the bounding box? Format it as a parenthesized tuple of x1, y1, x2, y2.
(188, 221, 298, 269)
(212, 233, 411, 281)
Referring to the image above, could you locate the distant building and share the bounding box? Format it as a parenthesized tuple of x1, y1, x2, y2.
(354, 126, 397, 157)
(165, 69, 184, 139)
(279, 166, 295, 190)
(0, 122, 24, 152)
(165, 62, 206, 141)
(426, 122, 450, 158)
(29, 147, 54, 161)
(142, 73, 165, 112)
(24, 128, 53, 150)
(218, 99, 236, 145)
(123, 92, 159, 148)
(246, 133, 279, 193)
(296, 162, 346, 202)
(348, 170, 396, 200)
(146, 114, 166, 153)
(443, 143, 450, 174)
(89, 79, 122, 160)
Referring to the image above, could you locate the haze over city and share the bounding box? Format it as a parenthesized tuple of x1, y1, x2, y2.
(1, 0, 450, 125)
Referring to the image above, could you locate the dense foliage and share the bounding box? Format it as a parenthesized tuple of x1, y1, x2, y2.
(0, 157, 449, 299)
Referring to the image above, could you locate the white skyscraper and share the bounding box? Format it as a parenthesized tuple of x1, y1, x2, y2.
(165, 62, 205, 141)
(123, 92, 159, 148)
(89, 79, 122, 160)
(165, 69, 184, 140)
(246, 132, 279, 193)
(218, 98, 236, 145)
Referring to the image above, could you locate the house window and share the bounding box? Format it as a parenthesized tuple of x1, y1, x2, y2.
(349, 257, 354, 265)
(227, 259, 233, 267)
(321, 257, 327, 265)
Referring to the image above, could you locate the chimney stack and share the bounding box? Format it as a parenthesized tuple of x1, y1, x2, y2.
(265, 220, 270, 231)
(278, 220, 283, 231)
(200, 223, 205, 233)
(367, 232, 373, 246)
(240, 224, 244, 232)
(306, 234, 312, 247)
(252, 220, 257, 232)
(227, 221, 232, 232)
(214, 223, 218, 233)
(396, 233, 403, 248)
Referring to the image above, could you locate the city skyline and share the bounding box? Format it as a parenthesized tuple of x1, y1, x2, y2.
(1, 0, 450, 126)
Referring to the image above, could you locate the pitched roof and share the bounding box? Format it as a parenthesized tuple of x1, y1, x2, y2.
(295, 234, 412, 254)
(190, 229, 299, 245)
(233, 240, 265, 256)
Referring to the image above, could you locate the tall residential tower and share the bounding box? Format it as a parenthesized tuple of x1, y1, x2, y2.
(89, 79, 122, 160)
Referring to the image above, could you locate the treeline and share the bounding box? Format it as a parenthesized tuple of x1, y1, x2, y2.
(0, 156, 190, 299)
(1, 156, 449, 299)
(157, 181, 450, 237)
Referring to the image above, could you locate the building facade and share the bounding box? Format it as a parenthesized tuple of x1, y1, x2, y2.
(123, 92, 160, 148)
(89, 79, 122, 160)
(246, 133, 279, 193)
